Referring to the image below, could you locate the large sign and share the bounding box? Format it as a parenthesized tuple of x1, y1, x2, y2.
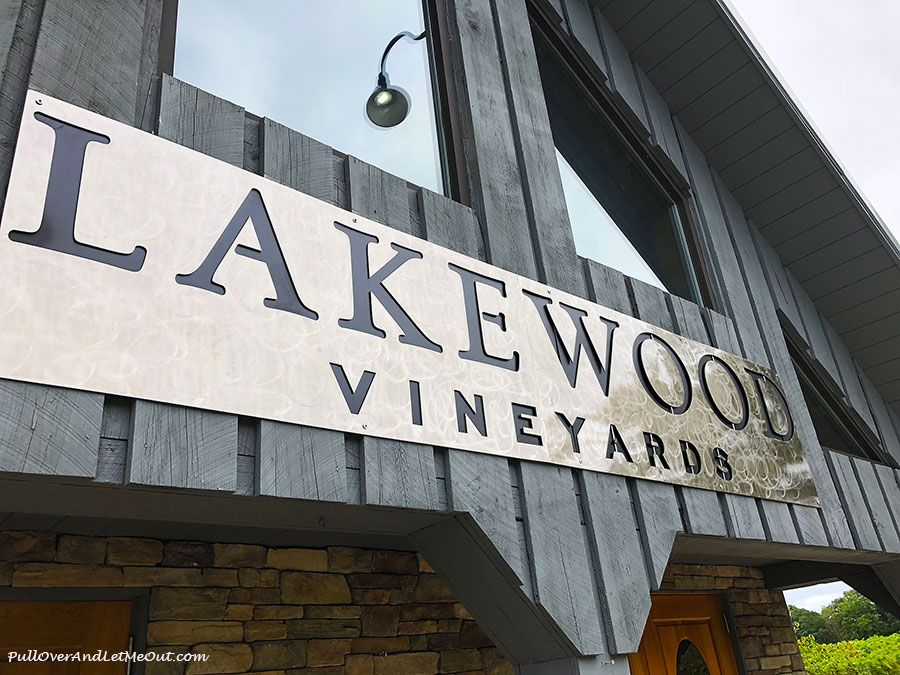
(0, 92, 818, 505)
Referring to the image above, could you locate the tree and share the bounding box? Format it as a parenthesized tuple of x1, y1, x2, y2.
(821, 591, 900, 641)
(790, 605, 840, 643)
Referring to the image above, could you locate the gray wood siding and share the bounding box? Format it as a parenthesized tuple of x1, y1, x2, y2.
(3, 0, 900, 667)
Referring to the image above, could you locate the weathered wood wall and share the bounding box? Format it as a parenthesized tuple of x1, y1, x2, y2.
(0, 0, 899, 671)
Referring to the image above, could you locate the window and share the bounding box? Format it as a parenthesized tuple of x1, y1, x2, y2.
(174, 0, 448, 195)
(785, 329, 889, 464)
(532, 26, 705, 304)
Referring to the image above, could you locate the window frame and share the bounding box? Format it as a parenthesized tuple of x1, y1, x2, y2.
(528, 3, 718, 310)
(782, 320, 893, 466)
(426, 0, 470, 205)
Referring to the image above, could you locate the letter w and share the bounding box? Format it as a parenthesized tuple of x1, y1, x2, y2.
(524, 291, 618, 393)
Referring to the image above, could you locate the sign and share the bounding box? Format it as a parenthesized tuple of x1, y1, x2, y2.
(0, 92, 818, 506)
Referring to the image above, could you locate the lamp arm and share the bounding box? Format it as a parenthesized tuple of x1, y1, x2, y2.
(378, 30, 427, 87)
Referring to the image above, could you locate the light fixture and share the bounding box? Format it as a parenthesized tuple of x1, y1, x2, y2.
(366, 30, 426, 128)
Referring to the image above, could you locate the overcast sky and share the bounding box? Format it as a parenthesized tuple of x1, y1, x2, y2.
(174, 0, 442, 193)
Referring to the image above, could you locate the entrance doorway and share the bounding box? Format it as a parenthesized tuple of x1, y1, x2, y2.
(630, 593, 740, 675)
(0, 601, 132, 674)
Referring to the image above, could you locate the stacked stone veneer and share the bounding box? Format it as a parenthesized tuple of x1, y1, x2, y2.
(0, 531, 513, 675)
(660, 564, 805, 675)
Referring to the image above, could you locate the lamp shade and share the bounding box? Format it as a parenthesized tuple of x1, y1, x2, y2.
(365, 85, 411, 128)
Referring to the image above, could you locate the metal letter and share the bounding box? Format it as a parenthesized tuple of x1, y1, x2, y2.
(745, 369, 795, 442)
(449, 263, 519, 371)
(176, 189, 317, 318)
(335, 222, 441, 352)
(9, 113, 146, 271)
(524, 291, 618, 392)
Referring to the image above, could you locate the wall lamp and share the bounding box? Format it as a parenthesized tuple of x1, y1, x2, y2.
(366, 30, 426, 128)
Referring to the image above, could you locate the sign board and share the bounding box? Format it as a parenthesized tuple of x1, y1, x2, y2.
(0, 92, 818, 505)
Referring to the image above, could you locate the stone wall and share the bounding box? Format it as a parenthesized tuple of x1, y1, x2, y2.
(0, 531, 513, 675)
(660, 564, 805, 675)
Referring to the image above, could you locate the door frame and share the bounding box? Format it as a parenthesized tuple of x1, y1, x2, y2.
(635, 591, 749, 675)
(0, 588, 150, 674)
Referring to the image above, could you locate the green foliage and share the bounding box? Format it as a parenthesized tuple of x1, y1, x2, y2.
(799, 634, 900, 675)
(790, 604, 840, 643)
(821, 591, 900, 641)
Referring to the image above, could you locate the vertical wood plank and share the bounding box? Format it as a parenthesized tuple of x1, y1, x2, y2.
(0, 379, 102, 477)
(345, 434, 362, 505)
(259, 421, 345, 503)
(445, 450, 521, 575)
(634, 65, 687, 180)
(0, 1, 23, 78)
(129, 401, 237, 491)
(632, 480, 682, 589)
(858, 369, 900, 466)
(419, 188, 483, 260)
(626, 277, 675, 332)
(347, 156, 417, 236)
(792, 505, 829, 548)
(560, 0, 608, 81)
(519, 462, 605, 654)
(0, 0, 41, 207)
(759, 500, 800, 544)
(158, 75, 244, 166)
(584, 259, 631, 315)
(96, 395, 131, 484)
(493, 0, 586, 297)
(823, 320, 878, 433)
(362, 437, 438, 510)
(705, 175, 767, 364)
(852, 458, 900, 553)
(581, 471, 651, 654)
(669, 295, 709, 344)
(235, 417, 256, 497)
(260, 117, 336, 205)
(875, 463, 900, 541)
(680, 488, 727, 537)
(134, 0, 169, 132)
(721, 494, 766, 541)
(703, 308, 740, 355)
(826, 451, 882, 551)
(592, 8, 650, 135)
(785, 272, 842, 386)
(447, 0, 537, 280)
(28, 0, 148, 124)
(751, 226, 805, 332)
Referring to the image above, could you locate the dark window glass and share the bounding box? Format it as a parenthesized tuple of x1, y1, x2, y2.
(533, 29, 702, 302)
(174, 0, 445, 194)
(676, 640, 711, 675)
(786, 331, 889, 464)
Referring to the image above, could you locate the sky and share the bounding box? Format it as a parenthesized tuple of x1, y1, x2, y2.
(173, 0, 442, 193)
(172, 0, 892, 614)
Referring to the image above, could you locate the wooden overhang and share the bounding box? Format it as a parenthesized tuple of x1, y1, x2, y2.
(596, 0, 900, 416)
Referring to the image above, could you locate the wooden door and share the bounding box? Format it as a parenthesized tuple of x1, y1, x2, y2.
(0, 601, 132, 675)
(630, 594, 740, 675)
